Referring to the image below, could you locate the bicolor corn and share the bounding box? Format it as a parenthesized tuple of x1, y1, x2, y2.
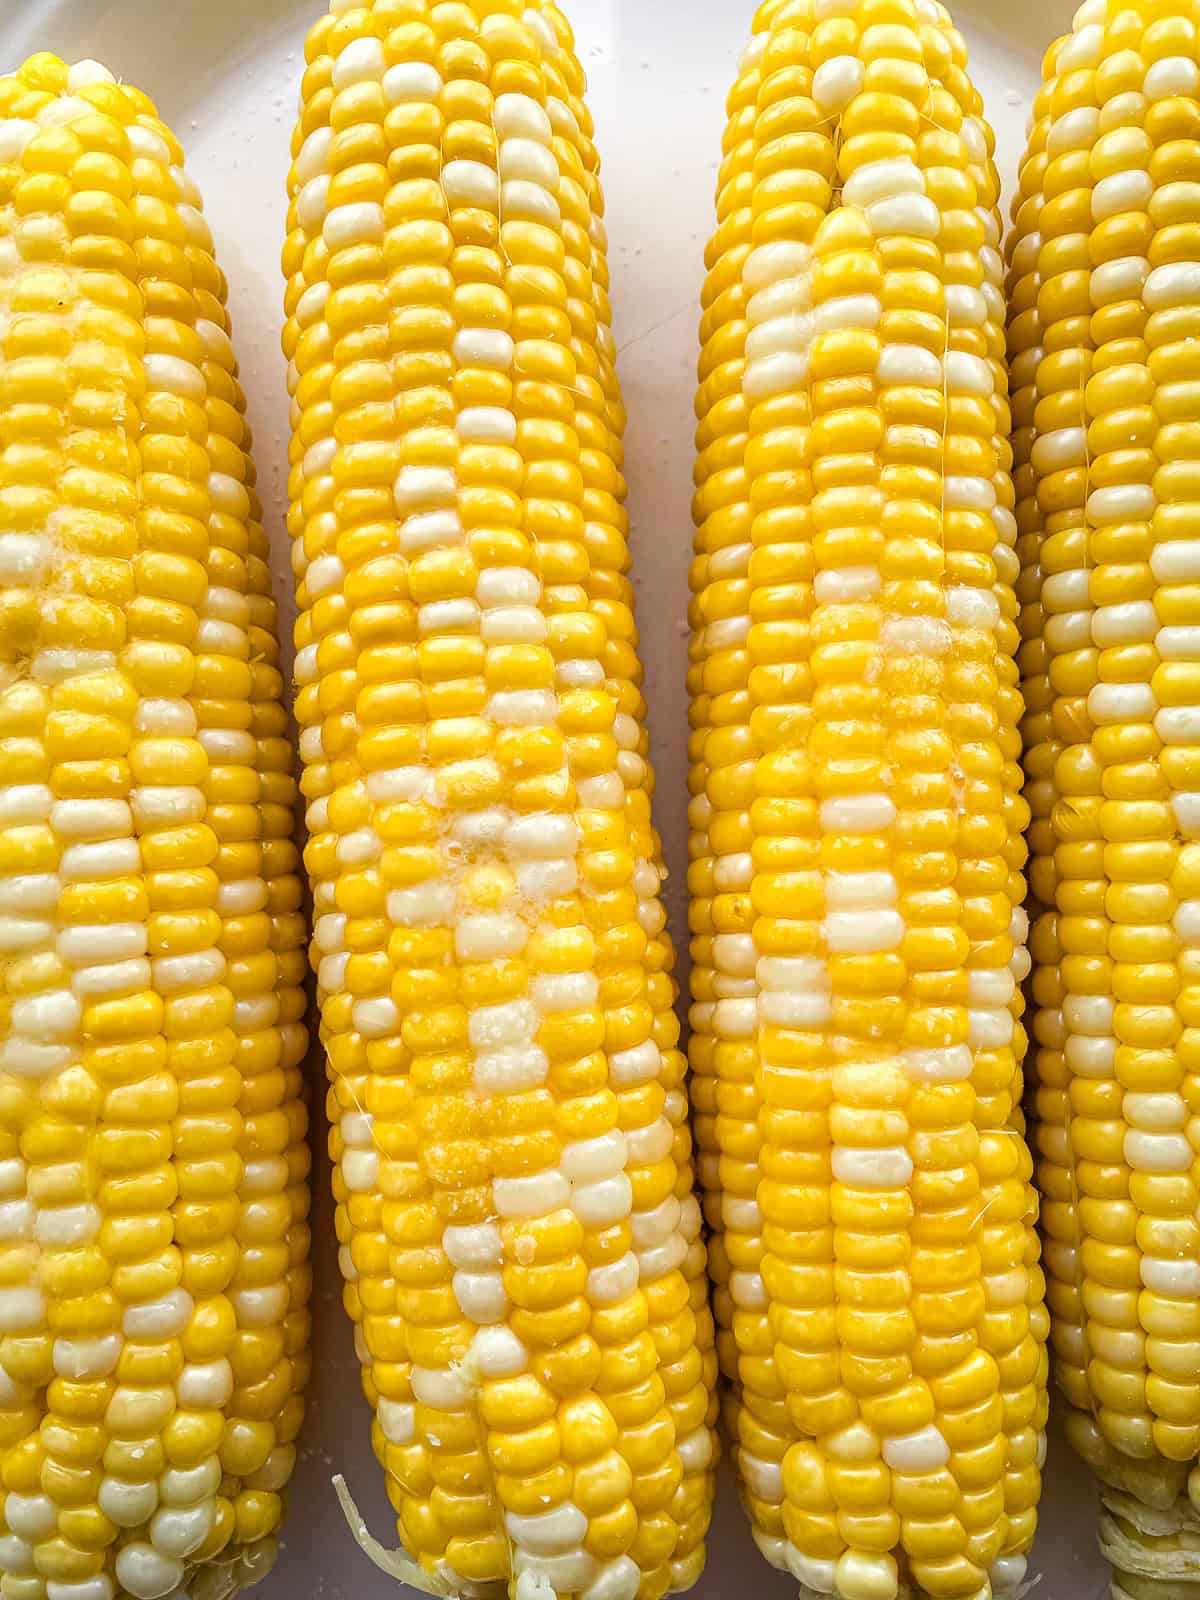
(0, 51, 311, 1600)
(1012, 0, 1200, 1594)
(283, 2, 718, 1598)
(689, 2, 1049, 1597)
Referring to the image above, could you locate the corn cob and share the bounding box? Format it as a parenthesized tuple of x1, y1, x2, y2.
(0, 52, 311, 1600)
(1012, 1, 1200, 1594)
(282, 3, 718, 1596)
(689, 2, 1050, 1597)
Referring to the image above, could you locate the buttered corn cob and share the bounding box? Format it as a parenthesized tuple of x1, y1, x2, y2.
(1012, 1, 1200, 1593)
(282, 3, 718, 1597)
(688, 3, 1049, 1597)
(0, 53, 311, 1600)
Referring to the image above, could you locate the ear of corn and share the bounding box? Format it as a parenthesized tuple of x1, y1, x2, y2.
(690, 2, 1049, 1597)
(1012, 1, 1200, 1594)
(282, 3, 718, 1597)
(0, 53, 311, 1600)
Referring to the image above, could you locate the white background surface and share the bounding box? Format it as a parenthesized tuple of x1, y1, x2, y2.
(2, 1, 1108, 1596)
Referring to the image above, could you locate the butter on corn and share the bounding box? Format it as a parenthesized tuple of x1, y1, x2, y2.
(689, 2, 1049, 1598)
(0, 51, 311, 1600)
(282, 3, 718, 1598)
(1012, 1, 1200, 1595)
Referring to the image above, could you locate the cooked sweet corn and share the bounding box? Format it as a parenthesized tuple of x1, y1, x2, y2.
(282, 3, 717, 1597)
(688, 2, 1049, 1597)
(0, 52, 311, 1600)
(1012, 1, 1200, 1594)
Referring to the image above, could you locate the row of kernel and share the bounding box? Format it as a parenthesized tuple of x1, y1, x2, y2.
(1037, 4, 1121, 1487)
(190, 174, 312, 1567)
(531, 6, 719, 1583)
(1088, 1, 1200, 1467)
(687, 25, 767, 1517)
(1139, 50, 1200, 1470)
(289, 7, 497, 1591)
(0, 85, 88, 1600)
(739, 48, 828, 1571)
(1037, 2, 1152, 1484)
(122, 111, 242, 1600)
(283, 5, 442, 1585)
(1009, 34, 1083, 1463)
(694, 13, 795, 1561)
(478, 28, 702, 1596)
(937, 34, 1049, 1592)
